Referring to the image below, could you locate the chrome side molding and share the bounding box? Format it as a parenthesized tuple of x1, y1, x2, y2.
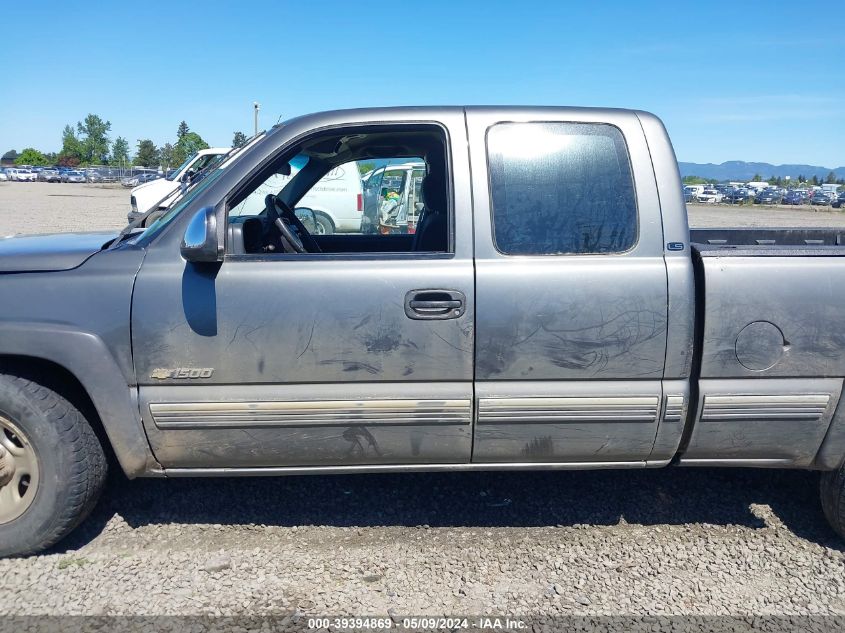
(150, 399, 472, 429)
(477, 396, 660, 425)
(700, 394, 830, 422)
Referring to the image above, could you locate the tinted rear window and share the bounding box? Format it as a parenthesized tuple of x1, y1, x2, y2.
(487, 122, 637, 255)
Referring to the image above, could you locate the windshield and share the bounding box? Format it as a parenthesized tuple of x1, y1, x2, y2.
(166, 153, 198, 181)
(131, 168, 228, 245)
(166, 152, 226, 181)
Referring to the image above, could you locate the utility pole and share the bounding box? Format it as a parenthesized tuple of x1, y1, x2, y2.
(253, 102, 260, 136)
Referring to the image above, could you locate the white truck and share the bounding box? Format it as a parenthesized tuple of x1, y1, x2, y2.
(128, 148, 230, 222)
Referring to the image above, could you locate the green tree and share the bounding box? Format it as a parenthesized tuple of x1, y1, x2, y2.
(76, 114, 112, 164)
(177, 120, 190, 139)
(2, 149, 18, 165)
(232, 131, 247, 148)
(57, 124, 83, 165)
(812, 175, 819, 186)
(752, 173, 762, 181)
(134, 139, 159, 167)
(826, 171, 837, 184)
(160, 142, 174, 169)
(171, 131, 209, 167)
(358, 162, 376, 175)
(14, 148, 49, 166)
(110, 136, 130, 166)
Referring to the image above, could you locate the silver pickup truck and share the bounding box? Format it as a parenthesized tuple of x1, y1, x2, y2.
(2, 106, 845, 556)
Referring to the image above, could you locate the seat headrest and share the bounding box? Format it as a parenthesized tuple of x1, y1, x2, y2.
(421, 159, 447, 214)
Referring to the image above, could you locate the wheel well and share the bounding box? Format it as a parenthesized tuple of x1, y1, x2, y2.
(0, 355, 117, 467)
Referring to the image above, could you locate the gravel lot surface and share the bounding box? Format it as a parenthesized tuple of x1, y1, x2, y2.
(2, 182, 845, 623)
(0, 182, 126, 236)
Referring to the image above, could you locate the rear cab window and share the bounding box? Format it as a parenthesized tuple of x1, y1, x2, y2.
(486, 122, 638, 255)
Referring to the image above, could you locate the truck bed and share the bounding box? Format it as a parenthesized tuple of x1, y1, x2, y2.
(683, 226, 845, 469)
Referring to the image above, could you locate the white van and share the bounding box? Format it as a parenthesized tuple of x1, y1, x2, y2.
(231, 159, 364, 234)
(129, 148, 230, 222)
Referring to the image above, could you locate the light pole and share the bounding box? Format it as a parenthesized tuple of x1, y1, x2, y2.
(253, 102, 260, 136)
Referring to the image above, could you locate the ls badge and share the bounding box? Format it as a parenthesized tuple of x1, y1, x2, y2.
(150, 368, 215, 380)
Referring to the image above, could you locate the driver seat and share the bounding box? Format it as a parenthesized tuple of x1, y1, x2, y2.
(412, 160, 448, 252)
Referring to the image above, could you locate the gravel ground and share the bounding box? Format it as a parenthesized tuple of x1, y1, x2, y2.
(2, 182, 845, 623)
(687, 202, 845, 228)
(1, 469, 844, 619)
(0, 182, 127, 236)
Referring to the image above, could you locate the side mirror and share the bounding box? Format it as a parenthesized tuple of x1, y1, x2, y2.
(181, 206, 222, 263)
(294, 207, 318, 233)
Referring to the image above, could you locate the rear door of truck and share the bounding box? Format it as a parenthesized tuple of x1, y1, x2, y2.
(466, 107, 678, 464)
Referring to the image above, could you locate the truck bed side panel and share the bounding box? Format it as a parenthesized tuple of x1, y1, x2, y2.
(685, 251, 845, 466)
(698, 255, 845, 378)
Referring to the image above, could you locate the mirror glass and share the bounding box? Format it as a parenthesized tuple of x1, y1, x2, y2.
(183, 208, 208, 248)
(294, 207, 318, 233)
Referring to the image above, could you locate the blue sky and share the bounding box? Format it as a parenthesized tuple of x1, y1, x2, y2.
(1, 1, 843, 166)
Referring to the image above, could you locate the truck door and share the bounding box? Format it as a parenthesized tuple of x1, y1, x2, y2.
(131, 112, 475, 470)
(467, 108, 670, 464)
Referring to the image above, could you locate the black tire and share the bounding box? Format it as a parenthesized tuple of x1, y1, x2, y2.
(0, 373, 107, 557)
(314, 213, 335, 236)
(820, 465, 845, 538)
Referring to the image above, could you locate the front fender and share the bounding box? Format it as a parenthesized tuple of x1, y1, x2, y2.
(0, 322, 161, 478)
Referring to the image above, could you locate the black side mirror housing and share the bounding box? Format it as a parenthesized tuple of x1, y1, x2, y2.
(181, 206, 223, 263)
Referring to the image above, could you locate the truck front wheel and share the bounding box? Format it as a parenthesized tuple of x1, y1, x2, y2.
(0, 373, 107, 557)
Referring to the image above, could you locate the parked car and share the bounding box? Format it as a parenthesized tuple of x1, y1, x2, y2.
(121, 172, 159, 188)
(683, 185, 704, 202)
(726, 188, 752, 203)
(61, 170, 86, 183)
(833, 192, 845, 209)
(97, 168, 120, 183)
(13, 169, 37, 182)
(0, 171, 7, 182)
(783, 190, 806, 205)
(37, 169, 61, 183)
(696, 188, 723, 203)
(754, 189, 782, 204)
(811, 193, 833, 206)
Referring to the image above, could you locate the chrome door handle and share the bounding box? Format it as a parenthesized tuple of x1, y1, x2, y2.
(404, 289, 466, 320)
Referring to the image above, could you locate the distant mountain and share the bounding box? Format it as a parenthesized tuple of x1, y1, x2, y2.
(678, 160, 845, 182)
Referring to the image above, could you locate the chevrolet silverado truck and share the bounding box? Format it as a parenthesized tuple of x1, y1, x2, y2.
(4, 106, 845, 556)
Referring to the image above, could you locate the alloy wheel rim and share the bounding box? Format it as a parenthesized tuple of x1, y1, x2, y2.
(0, 416, 39, 524)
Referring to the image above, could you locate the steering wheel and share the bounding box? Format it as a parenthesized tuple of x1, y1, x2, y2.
(265, 194, 322, 253)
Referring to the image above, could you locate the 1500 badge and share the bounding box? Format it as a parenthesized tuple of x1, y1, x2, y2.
(150, 368, 214, 380)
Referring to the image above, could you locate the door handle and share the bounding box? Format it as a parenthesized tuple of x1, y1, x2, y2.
(405, 289, 466, 320)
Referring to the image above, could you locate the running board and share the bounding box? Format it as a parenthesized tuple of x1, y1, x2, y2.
(162, 460, 673, 477)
